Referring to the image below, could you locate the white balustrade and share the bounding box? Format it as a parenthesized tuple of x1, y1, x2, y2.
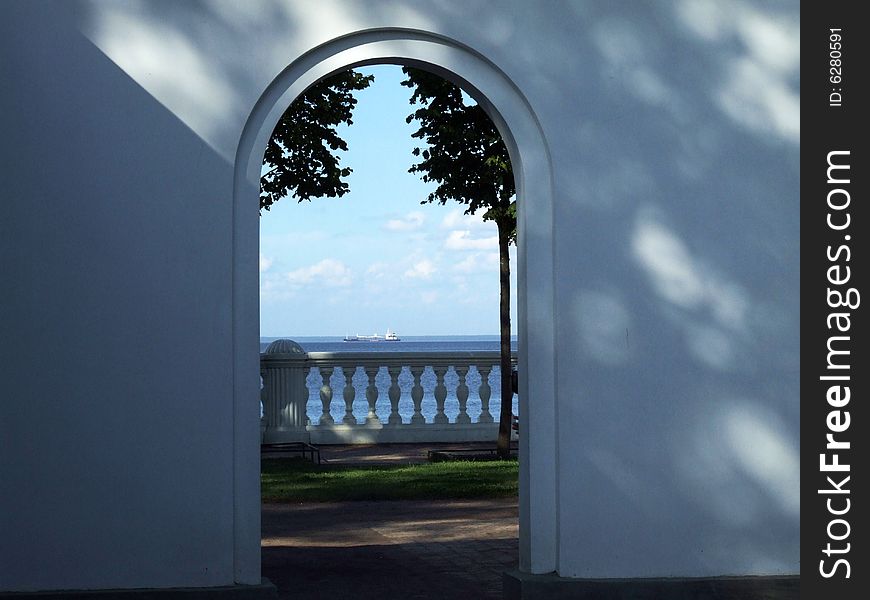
(433, 366, 448, 425)
(364, 366, 380, 424)
(410, 366, 425, 425)
(342, 365, 356, 425)
(260, 339, 310, 443)
(478, 365, 494, 423)
(260, 344, 518, 445)
(455, 365, 471, 425)
(318, 366, 334, 425)
(387, 366, 402, 425)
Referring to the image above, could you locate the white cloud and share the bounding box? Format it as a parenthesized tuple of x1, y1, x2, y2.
(385, 211, 425, 232)
(259, 253, 273, 273)
(404, 259, 437, 279)
(286, 258, 352, 287)
(420, 291, 439, 304)
(444, 230, 499, 251)
(454, 252, 500, 274)
(261, 230, 329, 246)
(441, 209, 491, 230)
(259, 275, 297, 303)
(366, 262, 389, 279)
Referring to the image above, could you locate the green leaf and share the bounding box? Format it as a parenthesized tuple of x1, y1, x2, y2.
(259, 70, 373, 212)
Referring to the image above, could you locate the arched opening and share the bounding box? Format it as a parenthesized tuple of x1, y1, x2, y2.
(259, 63, 518, 430)
(233, 30, 557, 581)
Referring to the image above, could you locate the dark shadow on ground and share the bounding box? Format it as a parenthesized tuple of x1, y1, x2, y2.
(262, 499, 517, 600)
(263, 541, 515, 600)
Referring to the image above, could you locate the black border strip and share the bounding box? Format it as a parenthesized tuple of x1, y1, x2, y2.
(802, 3, 867, 598)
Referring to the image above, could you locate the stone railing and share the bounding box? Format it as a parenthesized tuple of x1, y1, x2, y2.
(260, 339, 517, 444)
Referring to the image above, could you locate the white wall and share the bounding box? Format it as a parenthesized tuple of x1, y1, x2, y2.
(0, 1, 239, 591)
(1, 0, 799, 592)
(541, 2, 800, 576)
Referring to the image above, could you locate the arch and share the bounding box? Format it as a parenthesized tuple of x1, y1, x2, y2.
(232, 29, 558, 581)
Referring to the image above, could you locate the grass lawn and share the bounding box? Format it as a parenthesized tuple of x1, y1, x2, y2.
(261, 458, 519, 502)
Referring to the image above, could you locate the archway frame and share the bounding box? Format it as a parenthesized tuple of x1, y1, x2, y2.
(232, 29, 558, 583)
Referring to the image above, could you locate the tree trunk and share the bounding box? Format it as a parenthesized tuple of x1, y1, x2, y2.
(496, 218, 513, 459)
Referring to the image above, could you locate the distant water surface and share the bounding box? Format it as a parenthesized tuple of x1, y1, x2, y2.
(260, 335, 517, 354)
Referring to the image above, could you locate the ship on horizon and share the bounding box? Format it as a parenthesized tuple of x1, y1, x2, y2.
(343, 328, 400, 342)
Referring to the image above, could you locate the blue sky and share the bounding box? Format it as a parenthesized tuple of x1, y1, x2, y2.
(259, 65, 517, 337)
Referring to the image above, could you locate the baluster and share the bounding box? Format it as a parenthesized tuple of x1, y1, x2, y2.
(318, 366, 334, 425)
(478, 365, 494, 423)
(260, 385, 266, 426)
(387, 366, 402, 425)
(410, 366, 425, 424)
(303, 366, 313, 427)
(455, 365, 471, 424)
(260, 366, 271, 427)
(342, 365, 357, 425)
(433, 365, 449, 424)
(364, 366, 380, 424)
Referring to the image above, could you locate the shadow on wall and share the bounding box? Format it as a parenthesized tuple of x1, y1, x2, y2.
(65, 0, 799, 575)
(538, 2, 799, 575)
(1, 1, 241, 590)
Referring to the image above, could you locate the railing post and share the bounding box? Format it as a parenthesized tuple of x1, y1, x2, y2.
(342, 365, 357, 425)
(260, 339, 310, 443)
(455, 365, 471, 424)
(387, 366, 402, 425)
(478, 365, 494, 423)
(364, 366, 380, 424)
(433, 366, 449, 424)
(318, 366, 335, 425)
(410, 366, 425, 424)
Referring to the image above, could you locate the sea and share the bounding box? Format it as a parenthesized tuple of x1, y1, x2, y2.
(260, 335, 518, 425)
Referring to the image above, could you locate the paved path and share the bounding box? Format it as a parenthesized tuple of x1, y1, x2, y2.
(261, 444, 519, 598)
(261, 498, 518, 599)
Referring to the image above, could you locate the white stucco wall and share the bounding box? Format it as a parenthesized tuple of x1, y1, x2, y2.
(1, 0, 799, 592)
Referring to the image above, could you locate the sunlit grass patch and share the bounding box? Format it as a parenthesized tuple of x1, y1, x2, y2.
(261, 458, 518, 502)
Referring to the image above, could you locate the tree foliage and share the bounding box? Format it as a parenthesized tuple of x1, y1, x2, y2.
(401, 68, 516, 241)
(260, 70, 374, 212)
(402, 67, 517, 458)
